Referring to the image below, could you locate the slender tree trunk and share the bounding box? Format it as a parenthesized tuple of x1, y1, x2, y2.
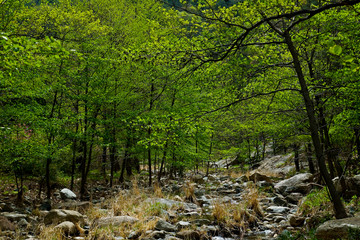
(158, 141, 168, 183)
(355, 127, 360, 161)
(307, 143, 316, 174)
(206, 134, 213, 176)
(102, 146, 107, 183)
(109, 145, 116, 187)
(293, 144, 300, 172)
(284, 31, 347, 219)
(148, 82, 155, 186)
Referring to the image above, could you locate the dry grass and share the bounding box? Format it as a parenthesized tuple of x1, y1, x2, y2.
(212, 200, 228, 222)
(184, 181, 197, 203)
(244, 185, 263, 217)
(37, 224, 65, 240)
(154, 182, 163, 198)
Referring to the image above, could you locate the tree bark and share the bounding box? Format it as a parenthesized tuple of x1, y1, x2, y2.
(284, 31, 347, 219)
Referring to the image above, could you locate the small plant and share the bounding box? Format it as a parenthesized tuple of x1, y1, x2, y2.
(146, 202, 169, 216)
(299, 187, 331, 216)
(348, 227, 360, 240)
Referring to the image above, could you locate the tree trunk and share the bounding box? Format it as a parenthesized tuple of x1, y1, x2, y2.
(293, 144, 300, 172)
(284, 31, 347, 219)
(102, 146, 107, 183)
(307, 143, 316, 174)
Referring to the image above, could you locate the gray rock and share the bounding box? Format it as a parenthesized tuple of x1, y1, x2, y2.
(44, 209, 84, 225)
(191, 174, 205, 184)
(266, 206, 290, 213)
(286, 192, 304, 204)
(155, 219, 177, 232)
(93, 216, 139, 228)
(18, 218, 29, 228)
(54, 221, 77, 235)
(128, 231, 140, 239)
(249, 172, 272, 183)
(273, 195, 287, 206)
(289, 215, 305, 227)
(177, 221, 191, 229)
(315, 217, 360, 239)
(275, 173, 314, 195)
(147, 230, 166, 239)
(60, 188, 77, 200)
(191, 219, 211, 226)
(1, 212, 27, 222)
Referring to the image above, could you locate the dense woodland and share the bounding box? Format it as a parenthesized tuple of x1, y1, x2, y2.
(1, 0, 360, 219)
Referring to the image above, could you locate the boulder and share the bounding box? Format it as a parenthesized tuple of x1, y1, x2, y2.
(315, 217, 360, 239)
(191, 174, 204, 184)
(1, 212, 27, 222)
(155, 219, 177, 232)
(54, 221, 77, 235)
(275, 173, 314, 195)
(249, 172, 272, 183)
(289, 215, 305, 227)
(0, 216, 16, 231)
(44, 209, 84, 225)
(93, 216, 139, 228)
(60, 188, 77, 200)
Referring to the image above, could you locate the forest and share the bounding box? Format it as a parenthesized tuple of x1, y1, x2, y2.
(1, 0, 360, 239)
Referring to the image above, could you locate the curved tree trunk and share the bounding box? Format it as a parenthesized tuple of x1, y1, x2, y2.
(284, 31, 347, 219)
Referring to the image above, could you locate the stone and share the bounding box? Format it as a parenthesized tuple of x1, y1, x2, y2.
(315, 217, 360, 239)
(266, 206, 290, 213)
(286, 192, 304, 204)
(155, 219, 177, 232)
(93, 216, 139, 228)
(18, 218, 29, 228)
(249, 172, 272, 183)
(176, 230, 201, 240)
(191, 219, 211, 226)
(148, 230, 166, 239)
(274, 173, 314, 195)
(60, 188, 77, 200)
(128, 231, 140, 239)
(0, 216, 16, 231)
(177, 221, 191, 229)
(1, 212, 27, 222)
(273, 195, 287, 206)
(289, 215, 305, 227)
(191, 174, 205, 184)
(44, 209, 84, 225)
(54, 221, 77, 235)
(55, 201, 91, 213)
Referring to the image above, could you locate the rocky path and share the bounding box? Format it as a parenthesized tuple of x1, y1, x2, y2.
(1, 154, 360, 239)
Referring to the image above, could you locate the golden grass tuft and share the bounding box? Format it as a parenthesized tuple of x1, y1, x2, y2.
(154, 182, 163, 198)
(246, 187, 263, 217)
(212, 201, 228, 222)
(37, 224, 65, 240)
(184, 181, 197, 203)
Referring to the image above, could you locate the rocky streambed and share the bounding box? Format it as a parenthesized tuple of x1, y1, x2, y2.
(1, 155, 360, 240)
